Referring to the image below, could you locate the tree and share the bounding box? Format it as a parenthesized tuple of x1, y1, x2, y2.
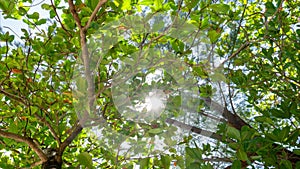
(0, 0, 299, 168)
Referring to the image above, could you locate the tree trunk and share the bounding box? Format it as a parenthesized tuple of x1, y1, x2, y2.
(42, 155, 62, 169)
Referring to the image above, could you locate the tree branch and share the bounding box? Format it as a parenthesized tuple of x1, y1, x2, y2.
(165, 118, 226, 142)
(202, 97, 249, 130)
(203, 157, 232, 163)
(83, 0, 107, 31)
(218, 41, 250, 67)
(35, 114, 61, 144)
(21, 160, 44, 169)
(29, 160, 44, 168)
(0, 129, 47, 162)
(68, 0, 82, 29)
(59, 122, 83, 154)
(69, 0, 96, 110)
(0, 87, 28, 105)
(200, 110, 227, 123)
(64, 0, 108, 157)
(0, 88, 61, 145)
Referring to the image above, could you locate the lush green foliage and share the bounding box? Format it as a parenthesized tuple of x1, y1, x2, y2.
(0, 0, 299, 168)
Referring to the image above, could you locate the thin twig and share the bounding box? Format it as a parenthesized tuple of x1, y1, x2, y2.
(50, 0, 72, 37)
(23, 0, 46, 7)
(263, 0, 284, 38)
(3, 26, 23, 41)
(218, 41, 250, 67)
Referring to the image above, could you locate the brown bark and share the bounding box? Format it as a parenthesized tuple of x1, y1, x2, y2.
(0, 129, 47, 162)
(42, 155, 62, 169)
(203, 97, 249, 130)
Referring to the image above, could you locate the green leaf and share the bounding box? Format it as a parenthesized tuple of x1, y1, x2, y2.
(186, 147, 202, 160)
(200, 17, 209, 29)
(121, 0, 131, 10)
(161, 155, 171, 169)
(187, 162, 201, 169)
(8, 35, 14, 42)
(54, 0, 61, 6)
(138, 0, 153, 5)
(0, 0, 8, 9)
(154, 0, 163, 10)
(254, 116, 274, 125)
(8, 122, 18, 133)
(41, 4, 51, 10)
(193, 66, 208, 78)
(265, 2, 276, 17)
(250, 156, 261, 160)
(202, 163, 213, 169)
(280, 160, 292, 169)
(208, 30, 221, 43)
(77, 152, 93, 169)
(199, 85, 212, 97)
(50, 10, 56, 18)
(228, 142, 239, 150)
(148, 128, 163, 134)
(226, 126, 241, 141)
(185, 0, 200, 10)
(265, 132, 279, 141)
(270, 109, 290, 119)
(293, 149, 300, 155)
(36, 19, 47, 25)
(171, 39, 184, 53)
(237, 148, 248, 161)
(296, 161, 300, 169)
(152, 21, 165, 32)
(27, 12, 39, 19)
(231, 160, 241, 169)
(209, 4, 230, 14)
(286, 129, 300, 144)
(278, 126, 290, 142)
(140, 158, 149, 169)
(171, 39, 181, 53)
(90, 0, 98, 9)
(241, 127, 252, 141)
(18, 7, 27, 16)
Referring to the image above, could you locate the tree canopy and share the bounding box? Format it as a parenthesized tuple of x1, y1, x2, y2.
(0, 0, 299, 168)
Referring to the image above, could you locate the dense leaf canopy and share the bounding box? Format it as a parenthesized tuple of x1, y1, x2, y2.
(0, 0, 299, 168)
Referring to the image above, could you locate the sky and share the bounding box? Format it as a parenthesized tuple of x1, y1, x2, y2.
(0, 0, 63, 42)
